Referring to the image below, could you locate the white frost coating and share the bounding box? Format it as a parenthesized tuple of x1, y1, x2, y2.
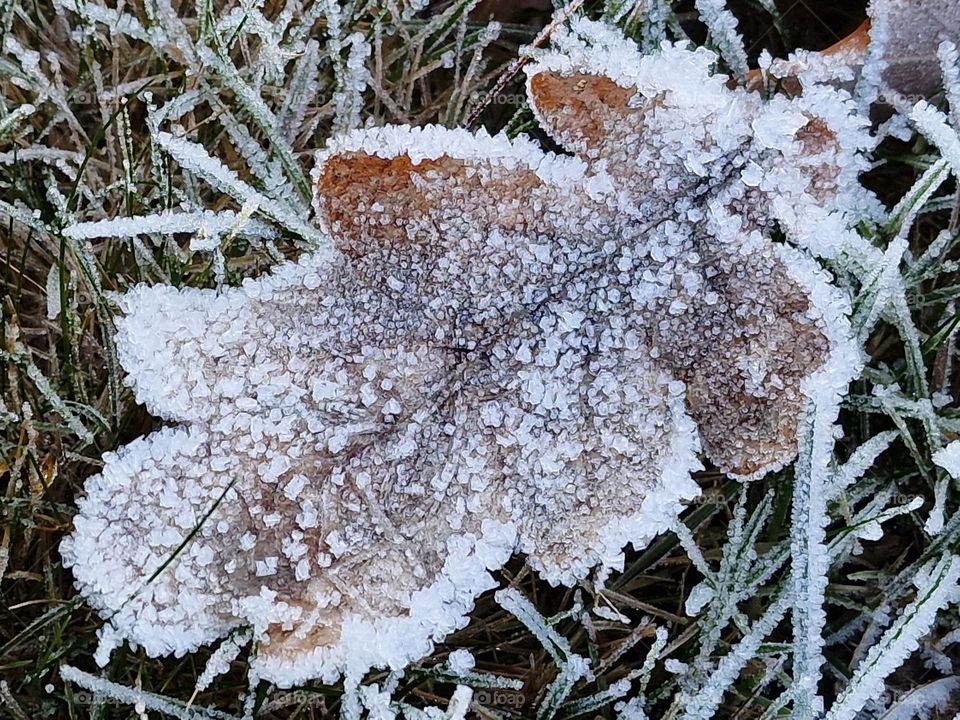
(195, 629, 252, 692)
(251, 521, 517, 686)
(938, 41, 960, 129)
(857, 0, 892, 112)
(526, 17, 729, 107)
(113, 284, 256, 422)
(525, 20, 756, 163)
(447, 685, 474, 720)
(827, 430, 898, 501)
(320, 123, 547, 168)
(678, 594, 791, 720)
(911, 101, 960, 177)
(929, 441, 952, 537)
(782, 245, 862, 410)
(153, 132, 327, 247)
(310, 123, 605, 216)
(877, 677, 960, 719)
(446, 649, 475, 675)
(60, 427, 243, 659)
(685, 581, 715, 616)
(496, 586, 588, 680)
(60, 665, 235, 720)
(63, 210, 276, 241)
(526, 380, 702, 586)
(45, 265, 60, 321)
(64, 21, 866, 687)
(693, 0, 749, 78)
(331, 32, 371, 135)
(825, 555, 960, 720)
(781, 242, 861, 715)
(933, 441, 960, 480)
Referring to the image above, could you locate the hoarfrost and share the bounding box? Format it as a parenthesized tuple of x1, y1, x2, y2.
(911, 102, 960, 177)
(825, 555, 960, 720)
(332, 32, 371, 135)
(63, 18, 865, 687)
(445, 649, 475, 676)
(693, 0, 748, 79)
(45, 265, 60, 321)
(195, 629, 252, 692)
(59, 665, 235, 720)
(934, 441, 960, 480)
(683, 581, 714, 616)
(876, 677, 960, 720)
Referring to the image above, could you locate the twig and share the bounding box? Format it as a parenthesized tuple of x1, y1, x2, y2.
(464, 0, 586, 128)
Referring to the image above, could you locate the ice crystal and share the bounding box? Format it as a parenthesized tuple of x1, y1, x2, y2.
(933, 441, 960, 480)
(61, 19, 864, 686)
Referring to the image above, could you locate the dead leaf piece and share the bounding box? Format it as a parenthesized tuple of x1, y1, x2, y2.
(63, 19, 865, 686)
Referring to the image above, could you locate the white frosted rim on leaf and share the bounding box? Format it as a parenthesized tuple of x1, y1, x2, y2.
(250, 520, 518, 687)
(59, 426, 243, 660)
(523, 18, 733, 111)
(721, 243, 863, 483)
(309, 124, 614, 227)
(311, 123, 590, 185)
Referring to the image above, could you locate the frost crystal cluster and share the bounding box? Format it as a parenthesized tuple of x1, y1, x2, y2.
(61, 20, 868, 686)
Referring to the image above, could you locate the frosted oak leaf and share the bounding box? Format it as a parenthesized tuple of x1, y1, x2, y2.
(61, 20, 863, 687)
